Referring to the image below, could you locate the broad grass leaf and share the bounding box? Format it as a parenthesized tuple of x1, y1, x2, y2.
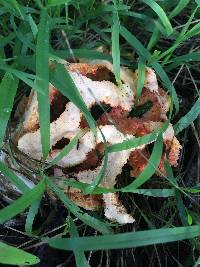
(49, 225, 200, 251)
(0, 242, 40, 265)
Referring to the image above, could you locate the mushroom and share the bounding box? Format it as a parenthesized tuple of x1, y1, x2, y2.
(15, 60, 181, 224)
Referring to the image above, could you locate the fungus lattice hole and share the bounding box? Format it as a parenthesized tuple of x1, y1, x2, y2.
(52, 138, 70, 150)
(85, 66, 117, 84)
(129, 100, 153, 118)
(91, 103, 112, 121)
(50, 91, 69, 122)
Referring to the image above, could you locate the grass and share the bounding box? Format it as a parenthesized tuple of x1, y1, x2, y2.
(0, 0, 200, 266)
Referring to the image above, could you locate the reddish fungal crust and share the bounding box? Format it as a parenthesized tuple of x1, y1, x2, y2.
(67, 189, 103, 210)
(129, 149, 150, 177)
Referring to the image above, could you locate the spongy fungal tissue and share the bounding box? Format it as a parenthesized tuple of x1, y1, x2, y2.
(16, 60, 181, 224)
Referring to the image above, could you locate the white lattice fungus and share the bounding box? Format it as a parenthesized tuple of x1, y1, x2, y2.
(18, 102, 81, 159)
(70, 71, 134, 111)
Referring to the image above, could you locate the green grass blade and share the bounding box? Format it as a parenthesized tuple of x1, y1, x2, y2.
(0, 161, 29, 193)
(36, 9, 50, 159)
(46, 177, 112, 234)
(169, 0, 190, 18)
(50, 62, 96, 133)
(25, 197, 42, 235)
(143, 0, 173, 36)
(0, 179, 46, 224)
(27, 14, 38, 38)
(62, 179, 175, 197)
(45, 131, 84, 168)
(123, 134, 163, 191)
(108, 123, 169, 153)
(0, 72, 18, 146)
(47, 0, 71, 7)
(112, 5, 121, 84)
(84, 129, 108, 193)
(174, 97, 200, 134)
(69, 217, 90, 267)
(166, 51, 200, 70)
(49, 225, 200, 251)
(0, 242, 40, 265)
(136, 57, 146, 98)
(151, 61, 179, 113)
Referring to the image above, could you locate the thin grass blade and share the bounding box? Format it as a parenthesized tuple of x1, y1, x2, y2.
(174, 97, 200, 134)
(36, 9, 50, 158)
(0, 179, 46, 224)
(0, 72, 18, 146)
(112, 4, 121, 84)
(122, 134, 163, 191)
(143, 0, 173, 35)
(0, 161, 29, 193)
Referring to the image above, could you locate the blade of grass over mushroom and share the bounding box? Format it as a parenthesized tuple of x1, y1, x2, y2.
(45, 130, 84, 169)
(0, 178, 46, 224)
(108, 122, 168, 153)
(142, 0, 173, 36)
(62, 177, 175, 196)
(0, 242, 40, 266)
(122, 134, 163, 191)
(111, 3, 121, 85)
(151, 61, 179, 113)
(136, 57, 146, 99)
(68, 217, 90, 267)
(84, 128, 108, 194)
(50, 62, 96, 134)
(46, 177, 112, 234)
(63, 179, 175, 197)
(0, 161, 30, 193)
(169, 0, 190, 18)
(36, 9, 50, 159)
(49, 225, 200, 251)
(119, 26, 179, 112)
(174, 97, 200, 134)
(0, 72, 18, 146)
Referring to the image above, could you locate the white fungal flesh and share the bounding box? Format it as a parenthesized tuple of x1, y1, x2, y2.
(18, 102, 81, 159)
(69, 71, 134, 111)
(103, 193, 135, 224)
